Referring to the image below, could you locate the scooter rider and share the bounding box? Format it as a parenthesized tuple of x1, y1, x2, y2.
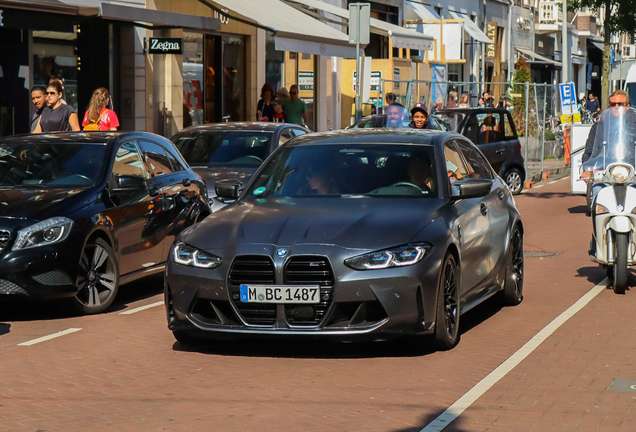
(583, 90, 631, 163)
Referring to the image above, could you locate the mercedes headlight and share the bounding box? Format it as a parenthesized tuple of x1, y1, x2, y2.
(172, 242, 222, 269)
(344, 243, 431, 270)
(12, 217, 73, 251)
(610, 165, 631, 183)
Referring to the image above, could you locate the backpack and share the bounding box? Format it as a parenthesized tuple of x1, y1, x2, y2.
(83, 110, 108, 131)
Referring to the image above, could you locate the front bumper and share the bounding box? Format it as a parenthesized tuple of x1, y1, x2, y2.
(0, 243, 82, 300)
(165, 245, 443, 341)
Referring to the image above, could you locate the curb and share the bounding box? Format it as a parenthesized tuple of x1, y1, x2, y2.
(525, 165, 571, 189)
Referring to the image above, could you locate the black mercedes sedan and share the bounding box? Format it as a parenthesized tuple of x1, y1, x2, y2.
(0, 132, 209, 314)
(170, 122, 310, 212)
(165, 129, 524, 350)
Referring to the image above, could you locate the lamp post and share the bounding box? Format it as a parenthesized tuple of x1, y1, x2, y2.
(562, 0, 568, 83)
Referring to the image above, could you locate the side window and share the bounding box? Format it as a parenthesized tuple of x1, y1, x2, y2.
(504, 112, 517, 140)
(444, 142, 470, 184)
(292, 128, 307, 137)
(278, 129, 295, 146)
(455, 140, 494, 180)
(138, 141, 173, 177)
(478, 113, 503, 143)
(163, 145, 186, 172)
(112, 142, 147, 182)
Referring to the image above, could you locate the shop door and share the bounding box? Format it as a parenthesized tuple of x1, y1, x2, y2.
(0, 28, 30, 136)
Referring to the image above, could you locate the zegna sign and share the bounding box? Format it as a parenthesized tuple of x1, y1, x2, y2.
(148, 38, 183, 55)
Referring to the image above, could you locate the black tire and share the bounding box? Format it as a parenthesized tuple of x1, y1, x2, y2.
(504, 168, 524, 195)
(70, 238, 119, 315)
(613, 233, 628, 294)
(173, 330, 203, 346)
(501, 227, 524, 306)
(434, 254, 460, 350)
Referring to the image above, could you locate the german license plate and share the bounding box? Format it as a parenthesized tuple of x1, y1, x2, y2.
(240, 285, 320, 304)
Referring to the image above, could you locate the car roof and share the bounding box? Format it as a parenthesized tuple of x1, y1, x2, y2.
(0, 131, 170, 145)
(176, 122, 300, 134)
(286, 128, 449, 146)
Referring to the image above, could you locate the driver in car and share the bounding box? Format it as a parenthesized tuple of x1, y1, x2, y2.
(406, 157, 433, 191)
(386, 103, 406, 128)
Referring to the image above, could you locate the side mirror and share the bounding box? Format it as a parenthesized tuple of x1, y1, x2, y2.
(215, 179, 242, 200)
(451, 178, 492, 200)
(113, 175, 146, 192)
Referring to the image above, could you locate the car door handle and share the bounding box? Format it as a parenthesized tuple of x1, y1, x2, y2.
(148, 186, 160, 197)
(497, 189, 505, 200)
(495, 149, 506, 154)
(480, 203, 488, 216)
(182, 178, 191, 187)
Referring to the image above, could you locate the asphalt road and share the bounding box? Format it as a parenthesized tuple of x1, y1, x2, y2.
(2, 177, 634, 432)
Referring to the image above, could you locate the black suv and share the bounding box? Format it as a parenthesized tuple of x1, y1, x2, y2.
(433, 108, 525, 194)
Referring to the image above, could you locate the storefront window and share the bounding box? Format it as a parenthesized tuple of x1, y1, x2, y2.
(32, 28, 79, 112)
(183, 32, 204, 127)
(222, 35, 245, 122)
(266, 36, 284, 91)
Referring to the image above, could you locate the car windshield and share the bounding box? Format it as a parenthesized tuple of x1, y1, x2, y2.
(432, 112, 465, 132)
(172, 131, 273, 167)
(583, 107, 636, 171)
(245, 143, 438, 199)
(0, 142, 107, 187)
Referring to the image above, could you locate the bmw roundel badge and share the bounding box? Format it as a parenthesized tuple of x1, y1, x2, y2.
(276, 248, 288, 257)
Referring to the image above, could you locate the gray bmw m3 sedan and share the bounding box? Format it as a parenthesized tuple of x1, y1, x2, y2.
(164, 129, 524, 350)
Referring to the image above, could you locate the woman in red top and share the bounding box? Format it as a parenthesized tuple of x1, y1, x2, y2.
(82, 88, 120, 131)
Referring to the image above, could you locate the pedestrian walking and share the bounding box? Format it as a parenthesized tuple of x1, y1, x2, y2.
(82, 88, 119, 131)
(586, 93, 600, 113)
(30, 86, 47, 133)
(277, 87, 290, 100)
(33, 82, 80, 133)
(447, 91, 458, 108)
(283, 84, 308, 126)
(257, 83, 275, 122)
(270, 99, 287, 123)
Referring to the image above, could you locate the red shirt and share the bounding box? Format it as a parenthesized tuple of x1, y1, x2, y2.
(82, 108, 120, 131)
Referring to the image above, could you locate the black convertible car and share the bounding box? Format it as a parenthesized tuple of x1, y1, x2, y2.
(0, 132, 209, 314)
(165, 129, 524, 350)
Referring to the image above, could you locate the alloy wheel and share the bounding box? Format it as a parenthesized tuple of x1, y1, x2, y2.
(511, 229, 524, 299)
(76, 242, 117, 309)
(506, 171, 522, 194)
(443, 259, 459, 339)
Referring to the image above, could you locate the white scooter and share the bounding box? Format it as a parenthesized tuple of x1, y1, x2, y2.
(583, 107, 636, 294)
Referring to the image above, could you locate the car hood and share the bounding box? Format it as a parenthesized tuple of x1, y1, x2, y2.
(183, 197, 446, 252)
(0, 187, 92, 221)
(193, 166, 258, 197)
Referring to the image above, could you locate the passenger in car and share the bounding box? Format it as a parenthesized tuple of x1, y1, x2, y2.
(409, 104, 429, 129)
(299, 165, 339, 195)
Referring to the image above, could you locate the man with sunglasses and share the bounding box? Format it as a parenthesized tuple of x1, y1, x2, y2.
(283, 84, 308, 126)
(583, 90, 631, 163)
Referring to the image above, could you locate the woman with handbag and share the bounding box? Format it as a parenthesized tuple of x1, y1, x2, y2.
(82, 88, 120, 131)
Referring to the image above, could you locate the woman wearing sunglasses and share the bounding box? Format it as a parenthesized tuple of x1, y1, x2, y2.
(33, 82, 81, 133)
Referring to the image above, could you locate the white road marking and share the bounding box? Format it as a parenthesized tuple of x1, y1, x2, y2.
(560, 176, 571, 181)
(548, 180, 558, 184)
(420, 279, 609, 432)
(532, 184, 544, 188)
(18, 328, 83, 346)
(119, 300, 164, 315)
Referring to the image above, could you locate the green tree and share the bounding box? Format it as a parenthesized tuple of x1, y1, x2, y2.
(571, 0, 636, 108)
(510, 58, 537, 137)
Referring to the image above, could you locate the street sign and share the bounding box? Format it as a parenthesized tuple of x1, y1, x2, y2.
(348, 3, 370, 45)
(148, 38, 183, 55)
(353, 71, 382, 92)
(559, 82, 577, 115)
(298, 71, 314, 92)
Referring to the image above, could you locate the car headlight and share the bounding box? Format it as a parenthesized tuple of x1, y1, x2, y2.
(344, 243, 431, 270)
(12, 217, 73, 251)
(172, 242, 222, 269)
(610, 165, 630, 183)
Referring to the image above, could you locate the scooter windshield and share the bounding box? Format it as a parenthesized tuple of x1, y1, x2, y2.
(383, 105, 410, 129)
(583, 106, 636, 171)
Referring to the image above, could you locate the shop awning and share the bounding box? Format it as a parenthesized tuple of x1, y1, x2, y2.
(589, 40, 605, 52)
(0, 0, 97, 16)
(516, 46, 562, 67)
(283, 0, 434, 51)
(100, 3, 220, 31)
(448, 11, 493, 44)
(198, 0, 357, 58)
(406, 1, 441, 20)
